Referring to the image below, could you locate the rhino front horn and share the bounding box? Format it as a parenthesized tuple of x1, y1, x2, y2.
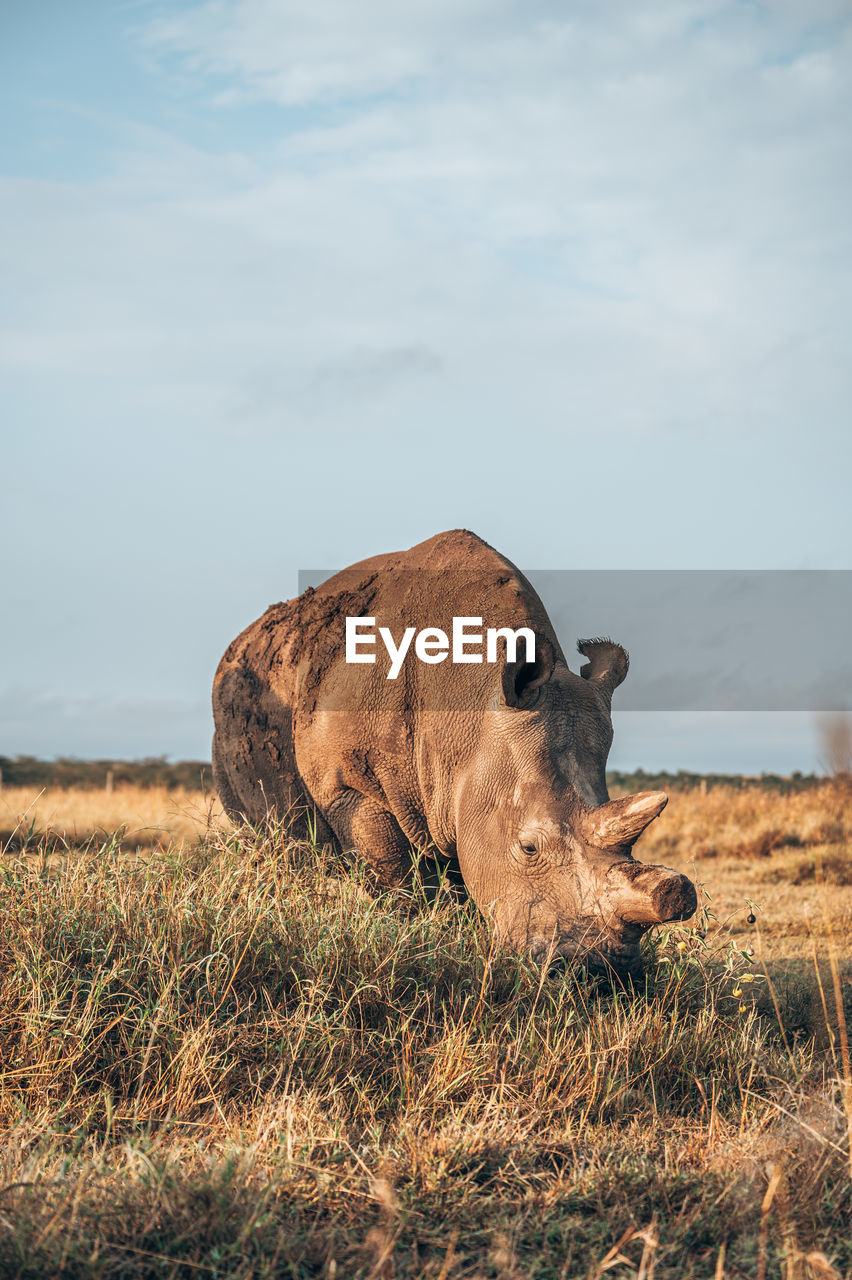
(607, 862, 698, 926)
(582, 791, 668, 852)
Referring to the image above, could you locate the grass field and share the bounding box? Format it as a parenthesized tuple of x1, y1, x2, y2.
(0, 780, 849, 1278)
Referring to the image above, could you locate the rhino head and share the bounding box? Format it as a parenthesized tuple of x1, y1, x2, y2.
(453, 636, 697, 981)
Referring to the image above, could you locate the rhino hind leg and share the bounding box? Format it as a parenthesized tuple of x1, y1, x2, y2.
(326, 791, 413, 888)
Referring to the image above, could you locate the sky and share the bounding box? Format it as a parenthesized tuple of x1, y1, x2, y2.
(1, 0, 851, 772)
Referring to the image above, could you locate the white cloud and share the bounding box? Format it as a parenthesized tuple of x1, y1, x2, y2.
(3, 0, 852, 761)
(3, 0, 844, 757)
(139, 0, 505, 105)
(1, 0, 845, 446)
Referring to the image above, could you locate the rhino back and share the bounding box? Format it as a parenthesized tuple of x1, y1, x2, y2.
(301, 528, 562, 716)
(213, 529, 564, 849)
(292, 530, 566, 852)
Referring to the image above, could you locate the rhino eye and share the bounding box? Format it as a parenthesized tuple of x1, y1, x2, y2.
(520, 839, 538, 855)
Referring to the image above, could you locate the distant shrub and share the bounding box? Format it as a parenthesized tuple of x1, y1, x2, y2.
(0, 757, 828, 794)
(0, 755, 212, 791)
(606, 767, 823, 795)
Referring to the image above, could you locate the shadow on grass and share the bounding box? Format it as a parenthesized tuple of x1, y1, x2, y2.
(0, 826, 192, 858)
(0, 1129, 824, 1280)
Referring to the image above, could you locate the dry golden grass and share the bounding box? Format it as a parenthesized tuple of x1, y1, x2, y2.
(5, 780, 848, 964)
(635, 782, 852, 967)
(0, 780, 849, 1277)
(636, 781, 852, 865)
(0, 783, 228, 852)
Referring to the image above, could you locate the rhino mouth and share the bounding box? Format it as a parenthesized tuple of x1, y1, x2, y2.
(545, 946, 644, 985)
(531, 922, 647, 984)
(521, 867, 697, 984)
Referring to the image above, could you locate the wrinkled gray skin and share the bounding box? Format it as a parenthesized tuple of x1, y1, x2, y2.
(213, 529, 697, 981)
(453, 665, 696, 979)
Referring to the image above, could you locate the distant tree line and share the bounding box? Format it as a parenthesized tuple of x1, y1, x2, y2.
(0, 756, 213, 791)
(0, 755, 825, 794)
(607, 767, 822, 794)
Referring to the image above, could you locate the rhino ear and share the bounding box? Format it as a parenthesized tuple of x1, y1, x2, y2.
(577, 638, 629, 700)
(502, 634, 555, 709)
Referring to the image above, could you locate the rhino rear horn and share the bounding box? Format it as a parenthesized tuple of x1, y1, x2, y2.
(581, 791, 668, 852)
(577, 638, 629, 700)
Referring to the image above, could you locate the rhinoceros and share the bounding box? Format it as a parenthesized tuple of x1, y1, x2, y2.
(212, 529, 696, 979)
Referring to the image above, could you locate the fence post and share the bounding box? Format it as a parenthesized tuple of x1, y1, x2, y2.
(105, 768, 114, 795)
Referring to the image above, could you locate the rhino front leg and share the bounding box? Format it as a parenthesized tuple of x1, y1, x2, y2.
(326, 790, 412, 888)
